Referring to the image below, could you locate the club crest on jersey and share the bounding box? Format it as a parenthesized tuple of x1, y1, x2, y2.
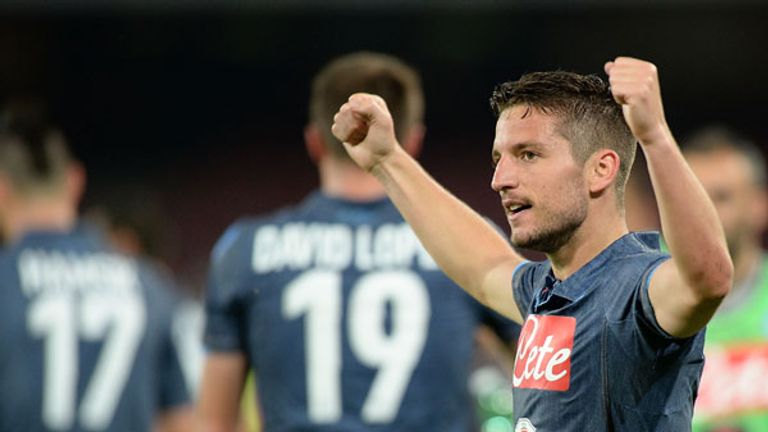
(513, 314, 575, 391)
(514, 417, 537, 432)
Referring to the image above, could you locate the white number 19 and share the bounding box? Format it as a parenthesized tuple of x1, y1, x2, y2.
(282, 270, 431, 424)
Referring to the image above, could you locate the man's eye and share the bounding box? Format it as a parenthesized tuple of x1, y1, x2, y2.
(521, 151, 537, 161)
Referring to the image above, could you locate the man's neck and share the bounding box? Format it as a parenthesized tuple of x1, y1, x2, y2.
(318, 157, 388, 201)
(547, 211, 629, 281)
(4, 199, 77, 244)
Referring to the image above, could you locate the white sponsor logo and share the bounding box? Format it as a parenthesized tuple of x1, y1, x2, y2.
(513, 314, 575, 391)
(514, 417, 537, 432)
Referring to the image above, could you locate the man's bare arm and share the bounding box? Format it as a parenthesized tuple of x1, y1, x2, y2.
(332, 94, 524, 322)
(197, 353, 248, 432)
(155, 406, 195, 432)
(607, 57, 733, 338)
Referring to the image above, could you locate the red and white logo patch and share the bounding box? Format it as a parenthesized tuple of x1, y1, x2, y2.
(513, 314, 575, 391)
(695, 344, 768, 418)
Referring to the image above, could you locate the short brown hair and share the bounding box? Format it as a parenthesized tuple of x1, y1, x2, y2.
(309, 52, 424, 159)
(0, 111, 72, 195)
(490, 71, 636, 207)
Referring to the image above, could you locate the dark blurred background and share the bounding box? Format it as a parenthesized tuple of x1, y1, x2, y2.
(1, 1, 766, 288)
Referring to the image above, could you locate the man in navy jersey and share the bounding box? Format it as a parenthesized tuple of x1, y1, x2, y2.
(0, 110, 194, 431)
(199, 52, 519, 432)
(332, 57, 733, 431)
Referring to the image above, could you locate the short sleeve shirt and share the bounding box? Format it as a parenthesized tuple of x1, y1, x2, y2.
(510, 232, 705, 431)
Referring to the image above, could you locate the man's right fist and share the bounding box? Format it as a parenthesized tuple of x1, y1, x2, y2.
(339, 111, 372, 145)
(331, 93, 399, 172)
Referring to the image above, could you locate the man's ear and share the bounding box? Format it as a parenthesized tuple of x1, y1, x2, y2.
(66, 162, 86, 207)
(304, 123, 327, 164)
(401, 123, 426, 158)
(0, 174, 11, 211)
(751, 188, 768, 234)
(588, 149, 620, 195)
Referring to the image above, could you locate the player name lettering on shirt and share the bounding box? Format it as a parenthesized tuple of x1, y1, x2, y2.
(18, 249, 139, 297)
(513, 315, 575, 392)
(251, 223, 438, 273)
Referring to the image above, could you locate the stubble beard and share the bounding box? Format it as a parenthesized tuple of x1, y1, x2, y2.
(510, 198, 588, 254)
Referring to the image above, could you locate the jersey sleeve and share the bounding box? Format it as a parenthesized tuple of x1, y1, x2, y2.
(140, 263, 194, 410)
(171, 299, 205, 399)
(204, 222, 252, 353)
(635, 255, 682, 342)
(159, 313, 193, 410)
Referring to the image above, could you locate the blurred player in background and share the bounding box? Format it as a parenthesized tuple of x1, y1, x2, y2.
(683, 126, 768, 432)
(85, 183, 176, 267)
(85, 182, 206, 400)
(0, 106, 194, 431)
(332, 57, 732, 430)
(198, 51, 519, 432)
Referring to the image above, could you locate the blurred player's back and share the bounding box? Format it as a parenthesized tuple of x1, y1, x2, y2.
(0, 226, 190, 431)
(207, 192, 516, 431)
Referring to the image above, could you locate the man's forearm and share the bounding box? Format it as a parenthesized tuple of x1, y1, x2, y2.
(644, 129, 732, 296)
(371, 145, 523, 319)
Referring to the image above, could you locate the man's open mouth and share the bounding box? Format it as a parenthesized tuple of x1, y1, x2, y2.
(508, 204, 532, 215)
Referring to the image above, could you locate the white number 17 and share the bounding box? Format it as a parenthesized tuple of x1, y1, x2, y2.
(28, 292, 146, 431)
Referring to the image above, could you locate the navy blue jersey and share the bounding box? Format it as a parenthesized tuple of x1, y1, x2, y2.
(0, 225, 191, 432)
(205, 191, 518, 432)
(510, 232, 705, 431)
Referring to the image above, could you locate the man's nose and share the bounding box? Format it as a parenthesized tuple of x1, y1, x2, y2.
(491, 156, 519, 192)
